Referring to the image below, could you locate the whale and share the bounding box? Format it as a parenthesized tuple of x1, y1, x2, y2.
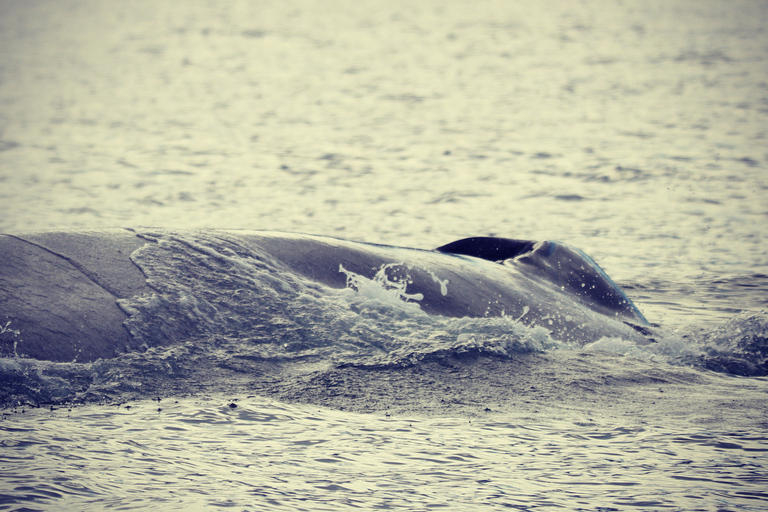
(0, 228, 651, 363)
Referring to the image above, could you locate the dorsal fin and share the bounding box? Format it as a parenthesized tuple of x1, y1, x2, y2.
(435, 237, 535, 262)
(437, 236, 650, 325)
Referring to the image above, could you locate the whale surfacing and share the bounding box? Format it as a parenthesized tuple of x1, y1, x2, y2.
(0, 229, 650, 363)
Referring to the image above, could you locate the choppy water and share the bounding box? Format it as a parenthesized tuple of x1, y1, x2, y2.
(1, 0, 767, 510)
(2, 398, 768, 511)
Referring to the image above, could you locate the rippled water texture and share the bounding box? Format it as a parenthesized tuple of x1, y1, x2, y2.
(1, 1, 767, 510)
(1, 1, 766, 309)
(2, 398, 767, 511)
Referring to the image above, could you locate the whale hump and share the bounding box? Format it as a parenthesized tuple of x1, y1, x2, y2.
(0, 229, 651, 363)
(437, 236, 649, 326)
(436, 237, 536, 262)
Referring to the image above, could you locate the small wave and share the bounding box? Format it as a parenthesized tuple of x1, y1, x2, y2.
(584, 311, 768, 376)
(690, 311, 768, 376)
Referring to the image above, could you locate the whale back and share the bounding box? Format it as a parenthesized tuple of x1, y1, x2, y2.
(1, 230, 651, 363)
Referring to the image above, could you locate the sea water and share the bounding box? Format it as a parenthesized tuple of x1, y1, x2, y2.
(2, 397, 767, 511)
(1, 0, 767, 510)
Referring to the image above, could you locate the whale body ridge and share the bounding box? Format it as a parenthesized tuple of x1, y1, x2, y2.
(0, 228, 650, 363)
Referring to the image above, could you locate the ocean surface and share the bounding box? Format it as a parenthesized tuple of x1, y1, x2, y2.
(1, 0, 767, 510)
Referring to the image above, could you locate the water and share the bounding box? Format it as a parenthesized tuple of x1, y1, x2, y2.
(1, 0, 767, 510)
(2, 398, 767, 511)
